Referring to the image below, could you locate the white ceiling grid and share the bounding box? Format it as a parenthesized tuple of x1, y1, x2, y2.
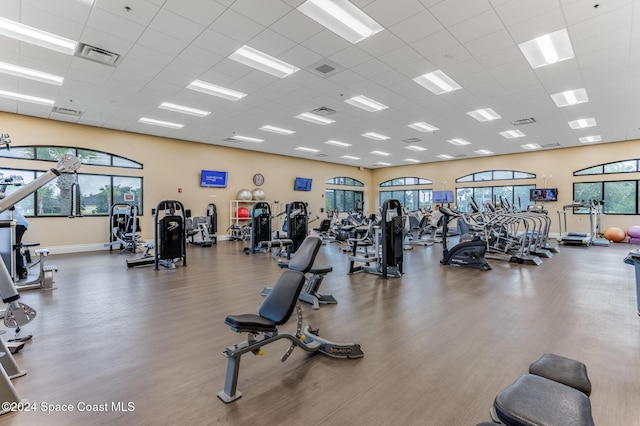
(0, 0, 637, 168)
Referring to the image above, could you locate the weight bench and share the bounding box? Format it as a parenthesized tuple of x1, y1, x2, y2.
(257, 239, 293, 259)
(218, 268, 363, 403)
(478, 353, 594, 426)
(262, 236, 336, 310)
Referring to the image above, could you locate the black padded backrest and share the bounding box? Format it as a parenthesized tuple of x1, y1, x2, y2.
(286, 236, 322, 273)
(316, 218, 331, 231)
(259, 269, 306, 325)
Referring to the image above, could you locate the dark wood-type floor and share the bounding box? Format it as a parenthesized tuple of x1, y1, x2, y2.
(2, 237, 639, 425)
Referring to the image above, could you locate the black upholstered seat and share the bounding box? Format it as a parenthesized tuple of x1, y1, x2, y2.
(276, 236, 322, 272)
(493, 374, 594, 426)
(529, 353, 592, 396)
(224, 269, 306, 333)
(309, 265, 332, 274)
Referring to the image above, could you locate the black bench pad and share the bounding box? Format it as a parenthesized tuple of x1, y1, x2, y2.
(529, 353, 592, 396)
(224, 314, 277, 333)
(309, 264, 332, 274)
(494, 374, 594, 426)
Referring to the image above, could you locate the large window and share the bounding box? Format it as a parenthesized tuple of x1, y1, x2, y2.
(379, 189, 432, 210)
(325, 177, 364, 186)
(380, 177, 432, 187)
(456, 185, 535, 212)
(574, 159, 640, 176)
(573, 181, 638, 215)
(1, 167, 142, 217)
(325, 189, 363, 212)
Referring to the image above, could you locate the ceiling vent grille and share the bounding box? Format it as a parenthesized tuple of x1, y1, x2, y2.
(311, 107, 336, 116)
(309, 59, 345, 77)
(76, 43, 121, 66)
(510, 117, 536, 125)
(542, 143, 561, 148)
(402, 137, 422, 143)
(315, 153, 328, 157)
(454, 154, 467, 158)
(52, 106, 83, 117)
(222, 137, 238, 143)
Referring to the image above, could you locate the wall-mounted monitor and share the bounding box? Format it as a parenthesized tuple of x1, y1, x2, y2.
(432, 190, 453, 203)
(294, 177, 312, 191)
(200, 170, 228, 188)
(530, 188, 558, 202)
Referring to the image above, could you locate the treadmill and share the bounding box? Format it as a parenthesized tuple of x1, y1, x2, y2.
(557, 203, 592, 246)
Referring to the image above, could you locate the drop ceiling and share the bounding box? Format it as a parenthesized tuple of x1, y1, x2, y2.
(0, 0, 638, 169)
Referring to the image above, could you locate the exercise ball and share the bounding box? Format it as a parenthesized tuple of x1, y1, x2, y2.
(252, 188, 266, 200)
(627, 225, 640, 239)
(237, 189, 252, 201)
(237, 207, 250, 219)
(603, 227, 626, 243)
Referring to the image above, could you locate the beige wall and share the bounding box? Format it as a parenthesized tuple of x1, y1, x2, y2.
(2, 111, 640, 251)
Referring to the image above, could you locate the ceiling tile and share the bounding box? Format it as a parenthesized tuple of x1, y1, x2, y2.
(163, 0, 226, 27)
(209, 8, 265, 44)
(388, 9, 443, 43)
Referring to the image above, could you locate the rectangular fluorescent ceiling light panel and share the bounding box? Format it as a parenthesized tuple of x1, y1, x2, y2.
(499, 130, 526, 138)
(467, 108, 501, 122)
(361, 132, 389, 140)
(551, 88, 588, 108)
(579, 135, 601, 144)
(0, 62, 63, 85)
(518, 28, 574, 69)
(260, 125, 295, 135)
(344, 95, 388, 112)
(406, 145, 427, 152)
(229, 45, 299, 78)
(0, 89, 55, 106)
(374, 162, 391, 166)
(295, 112, 335, 125)
(474, 149, 493, 155)
(568, 118, 596, 129)
(413, 70, 461, 95)
(138, 117, 184, 129)
(436, 154, 453, 159)
(341, 155, 361, 160)
(325, 140, 351, 147)
(447, 138, 471, 146)
(0, 17, 77, 55)
(187, 80, 246, 101)
(408, 121, 439, 132)
(404, 158, 419, 163)
(77, 0, 94, 5)
(234, 135, 264, 143)
(370, 150, 391, 156)
(159, 102, 210, 117)
(521, 143, 541, 150)
(297, 0, 384, 44)
(295, 146, 320, 153)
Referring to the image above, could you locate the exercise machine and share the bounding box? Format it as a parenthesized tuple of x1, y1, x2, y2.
(106, 203, 141, 253)
(15, 246, 57, 291)
(218, 266, 363, 402)
(285, 201, 308, 253)
(348, 199, 404, 278)
(623, 248, 640, 315)
(186, 204, 217, 247)
(244, 202, 272, 254)
(262, 236, 335, 309)
(557, 202, 593, 246)
(439, 205, 491, 271)
(127, 200, 187, 269)
(0, 152, 80, 412)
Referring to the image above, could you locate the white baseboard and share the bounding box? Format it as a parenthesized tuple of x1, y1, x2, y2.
(44, 235, 232, 255)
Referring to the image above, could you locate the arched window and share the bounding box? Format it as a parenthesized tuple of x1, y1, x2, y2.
(574, 159, 639, 176)
(325, 176, 364, 212)
(0, 145, 142, 169)
(325, 176, 364, 186)
(379, 177, 432, 187)
(456, 170, 535, 183)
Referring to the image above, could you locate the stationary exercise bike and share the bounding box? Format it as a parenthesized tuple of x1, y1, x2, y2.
(439, 205, 491, 271)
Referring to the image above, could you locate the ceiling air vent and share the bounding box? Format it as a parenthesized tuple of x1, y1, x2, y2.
(222, 137, 238, 143)
(52, 106, 83, 117)
(315, 153, 328, 157)
(311, 107, 336, 116)
(309, 59, 345, 77)
(76, 43, 121, 66)
(510, 117, 536, 125)
(402, 137, 422, 143)
(454, 154, 467, 158)
(541, 143, 561, 148)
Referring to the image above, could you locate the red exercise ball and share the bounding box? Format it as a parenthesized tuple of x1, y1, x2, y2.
(237, 207, 250, 219)
(603, 227, 626, 243)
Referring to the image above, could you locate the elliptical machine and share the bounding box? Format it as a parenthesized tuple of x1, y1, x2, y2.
(439, 205, 491, 271)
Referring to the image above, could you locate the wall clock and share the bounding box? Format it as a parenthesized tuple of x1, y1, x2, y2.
(253, 173, 264, 186)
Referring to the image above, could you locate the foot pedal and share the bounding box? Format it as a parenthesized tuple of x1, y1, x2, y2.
(43, 265, 57, 272)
